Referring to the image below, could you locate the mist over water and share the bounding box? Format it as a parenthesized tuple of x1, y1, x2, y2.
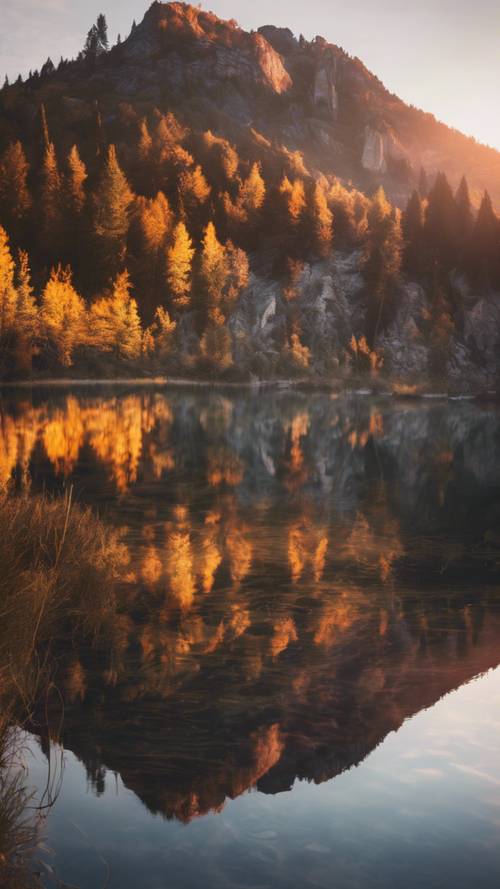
(3, 387, 500, 888)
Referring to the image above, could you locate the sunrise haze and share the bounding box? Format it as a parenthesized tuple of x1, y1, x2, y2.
(1, 0, 499, 149)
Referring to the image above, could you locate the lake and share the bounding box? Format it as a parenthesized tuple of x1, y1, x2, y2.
(2, 386, 500, 889)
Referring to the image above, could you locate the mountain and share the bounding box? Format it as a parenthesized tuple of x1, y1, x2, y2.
(3, 1, 500, 206)
(0, 2, 499, 389)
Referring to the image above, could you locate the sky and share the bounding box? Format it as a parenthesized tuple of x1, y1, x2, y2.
(1, 0, 499, 150)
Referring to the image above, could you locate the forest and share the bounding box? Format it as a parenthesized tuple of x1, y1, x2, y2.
(0, 12, 499, 381)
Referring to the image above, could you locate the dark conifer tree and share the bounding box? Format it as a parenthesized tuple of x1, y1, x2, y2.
(471, 191, 499, 290)
(455, 176, 473, 254)
(424, 172, 458, 270)
(418, 166, 429, 199)
(96, 15, 109, 52)
(364, 187, 403, 345)
(402, 190, 425, 277)
(39, 103, 50, 153)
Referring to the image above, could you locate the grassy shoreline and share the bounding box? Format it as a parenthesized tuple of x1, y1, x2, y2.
(0, 489, 127, 885)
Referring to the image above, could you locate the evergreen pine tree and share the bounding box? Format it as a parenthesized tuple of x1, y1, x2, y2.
(455, 176, 473, 268)
(424, 171, 458, 270)
(402, 190, 425, 277)
(418, 166, 429, 199)
(471, 191, 499, 290)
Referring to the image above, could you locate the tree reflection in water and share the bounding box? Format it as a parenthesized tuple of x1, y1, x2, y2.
(2, 388, 500, 824)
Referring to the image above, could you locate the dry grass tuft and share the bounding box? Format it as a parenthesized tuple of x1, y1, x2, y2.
(0, 488, 128, 884)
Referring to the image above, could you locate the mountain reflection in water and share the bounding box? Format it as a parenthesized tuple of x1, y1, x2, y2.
(2, 388, 500, 832)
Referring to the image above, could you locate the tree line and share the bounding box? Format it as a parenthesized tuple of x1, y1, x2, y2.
(0, 93, 499, 378)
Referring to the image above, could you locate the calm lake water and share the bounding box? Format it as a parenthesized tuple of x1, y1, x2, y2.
(3, 386, 500, 889)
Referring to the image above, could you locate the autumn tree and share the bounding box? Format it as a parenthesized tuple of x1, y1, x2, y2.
(166, 221, 195, 308)
(133, 119, 153, 193)
(63, 145, 88, 269)
(179, 165, 211, 206)
(305, 181, 333, 257)
(199, 222, 229, 320)
(0, 226, 17, 344)
(131, 191, 172, 318)
(225, 241, 249, 305)
(14, 250, 39, 371)
(201, 131, 239, 188)
(40, 142, 64, 261)
(327, 179, 357, 246)
(200, 316, 233, 374)
(89, 270, 142, 360)
(137, 119, 153, 163)
(280, 176, 306, 226)
(93, 144, 134, 282)
(41, 266, 86, 366)
(0, 142, 31, 238)
(240, 163, 266, 214)
(148, 306, 177, 362)
(66, 145, 87, 218)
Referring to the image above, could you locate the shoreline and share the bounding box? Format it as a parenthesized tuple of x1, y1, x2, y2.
(0, 376, 498, 402)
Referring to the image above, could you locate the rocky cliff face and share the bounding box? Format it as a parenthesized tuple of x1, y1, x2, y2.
(222, 251, 499, 389)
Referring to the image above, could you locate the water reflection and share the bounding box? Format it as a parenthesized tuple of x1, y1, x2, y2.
(1, 388, 500, 832)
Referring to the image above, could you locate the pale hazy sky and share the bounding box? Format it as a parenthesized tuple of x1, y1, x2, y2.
(1, 0, 499, 150)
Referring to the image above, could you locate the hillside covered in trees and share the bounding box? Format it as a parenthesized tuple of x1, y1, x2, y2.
(0, 2, 500, 387)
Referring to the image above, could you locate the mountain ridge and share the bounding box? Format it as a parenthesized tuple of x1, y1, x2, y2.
(2, 1, 500, 207)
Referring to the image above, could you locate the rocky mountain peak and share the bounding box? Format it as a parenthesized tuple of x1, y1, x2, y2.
(123, 2, 291, 94)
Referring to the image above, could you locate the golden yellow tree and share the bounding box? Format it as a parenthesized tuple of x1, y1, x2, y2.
(200, 314, 233, 373)
(138, 192, 172, 256)
(166, 221, 195, 308)
(225, 241, 249, 304)
(66, 145, 87, 218)
(240, 162, 266, 212)
(14, 250, 39, 370)
(289, 179, 306, 224)
(0, 226, 17, 340)
(200, 222, 228, 318)
(149, 306, 177, 361)
(308, 182, 333, 256)
(89, 270, 142, 361)
(137, 118, 153, 163)
(41, 266, 86, 366)
(41, 141, 63, 254)
(0, 142, 31, 236)
(179, 165, 211, 206)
